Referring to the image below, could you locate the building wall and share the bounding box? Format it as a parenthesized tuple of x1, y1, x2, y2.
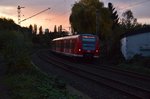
(121, 32, 150, 60)
(121, 38, 127, 59)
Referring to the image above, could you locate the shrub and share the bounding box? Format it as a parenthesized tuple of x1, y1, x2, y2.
(0, 30, 31, 73)
(129, 54, 150, 68)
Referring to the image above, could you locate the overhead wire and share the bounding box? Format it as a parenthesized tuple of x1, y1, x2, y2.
(49, 0, 150, 31)
(47, 0, 73, 30)
(115, 0, 150, 25)
(118, 0, 150, 11)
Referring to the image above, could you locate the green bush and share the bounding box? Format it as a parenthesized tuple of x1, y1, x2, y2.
(0, 30, 31, 73)
(130, 55, 150, 68)
(4, 67, 79, 99)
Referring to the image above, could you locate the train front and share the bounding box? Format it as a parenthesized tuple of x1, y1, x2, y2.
(80, 34, 100, 58)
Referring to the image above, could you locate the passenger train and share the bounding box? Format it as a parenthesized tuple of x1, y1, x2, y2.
(51, 34, 100, 58)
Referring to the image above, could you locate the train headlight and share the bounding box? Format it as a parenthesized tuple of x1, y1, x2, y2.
(79, 49, 81, 52)
(96, 50, 99, 53)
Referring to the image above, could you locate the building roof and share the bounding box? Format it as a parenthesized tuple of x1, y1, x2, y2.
(121, 27, 150, 39)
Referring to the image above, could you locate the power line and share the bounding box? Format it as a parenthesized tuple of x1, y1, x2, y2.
(20, 8, 50, 23)
(118, 0, 150, 11)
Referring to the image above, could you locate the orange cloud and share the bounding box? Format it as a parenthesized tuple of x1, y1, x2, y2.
(0, 6, 71, 32)
(20, 7, 70, 31)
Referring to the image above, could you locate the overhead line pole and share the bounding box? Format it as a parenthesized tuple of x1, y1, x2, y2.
(18, 5, 25, 25)
(96, 9, 100, 36)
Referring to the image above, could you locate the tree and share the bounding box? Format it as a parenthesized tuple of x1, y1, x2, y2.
(54, 25, 57, 33)
(39, 26, 43, 35)
(108, 2, 119, 30)
(33, 24, 37, 34)
(120, 10, 138, 30)
(70, 0, 112, 37)
(0, 18, 20, 30)
(58, 25, 62, 33)
(29, 24, 33, 33)
(107, 3, 122, 59)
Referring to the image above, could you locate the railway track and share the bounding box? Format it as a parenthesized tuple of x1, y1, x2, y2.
(83, 62, 150, 81)
(37, 50, 150, 99)
(90, 62, 150, 80)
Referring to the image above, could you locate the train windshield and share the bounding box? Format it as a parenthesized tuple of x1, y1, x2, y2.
(82, 36, 96, 50)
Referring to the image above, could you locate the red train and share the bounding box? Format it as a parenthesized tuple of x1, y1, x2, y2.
(51, 34, 100, 58)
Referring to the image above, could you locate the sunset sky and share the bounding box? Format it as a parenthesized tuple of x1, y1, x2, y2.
(0, 0, 150, 32)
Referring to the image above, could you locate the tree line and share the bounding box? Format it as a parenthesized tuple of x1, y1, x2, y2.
(28, 24, 69, 46)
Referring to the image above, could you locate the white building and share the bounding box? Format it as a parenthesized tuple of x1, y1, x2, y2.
(121, 28, 150, 60)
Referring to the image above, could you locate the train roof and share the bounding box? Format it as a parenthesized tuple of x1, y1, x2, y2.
(52, 35, 79, 41)
(52, 34, 96, 41)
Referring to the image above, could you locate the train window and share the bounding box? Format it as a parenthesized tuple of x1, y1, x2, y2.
(64, 40, 67, 48)
(70, 39, 72, 49)
(58, 41, 61, 48)
(72, 40, 75, 49)
(82, 36, 96, 50)
(61, 40, 64, 49)
(56, 41, 59, 48)
(58, 41, 60, 48)
(66, 39, 70, 48)
(54, 41, 56, 49)
(82, 38, 96, 42)
(66, 40, 68, 48)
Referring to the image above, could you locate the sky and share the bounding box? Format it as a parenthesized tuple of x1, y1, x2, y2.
(0, 0, 150, 32)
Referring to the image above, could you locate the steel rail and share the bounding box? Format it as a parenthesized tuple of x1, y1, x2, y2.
(37, 51, 150, 99)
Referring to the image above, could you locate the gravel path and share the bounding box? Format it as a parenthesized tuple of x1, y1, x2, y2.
(32, 52, 137, 99)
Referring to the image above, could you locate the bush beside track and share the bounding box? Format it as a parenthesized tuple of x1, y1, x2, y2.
(4, 64, 79, 99)
(116, 56, 150, 76)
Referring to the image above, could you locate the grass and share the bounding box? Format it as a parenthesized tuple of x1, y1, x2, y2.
(116, 57, 150, 76)
(4, 65, 79, 99)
